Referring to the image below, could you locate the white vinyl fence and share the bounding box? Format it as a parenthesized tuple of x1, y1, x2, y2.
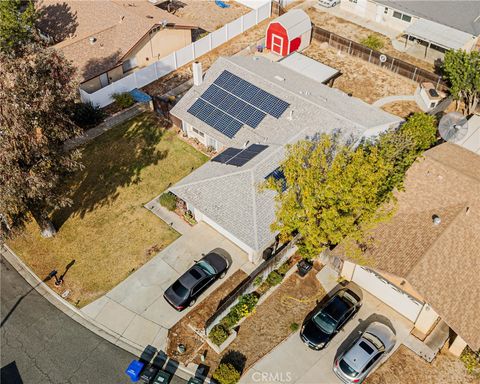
(80, 1, 272, 108)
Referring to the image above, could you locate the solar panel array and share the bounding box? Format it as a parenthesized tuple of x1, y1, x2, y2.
(187, 70, 290, 139)
(212, 144, 268, 167)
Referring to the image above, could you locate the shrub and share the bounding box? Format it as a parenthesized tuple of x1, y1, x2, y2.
(266, 270, 283, 287)
(253, 275, 263, 287)
(112, 92, 135, 109)
(158, 192, 177, 211)
(70, 102, 104, 128)
(361, 34, 384, 51)
(209, 324, 230, 346)
(220, 293, 259, 329)
(183, 210, 197, 225)
(290, 322, 299, 332)
(461, 347, 480, 377)
(277, 261, 291, 276)
(213, 363, 241, 384)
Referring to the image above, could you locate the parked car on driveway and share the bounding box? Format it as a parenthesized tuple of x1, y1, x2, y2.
(300, 286, 362, 350)
(318, 0, 340, 8)
(163, 248, 230, 311)
(333, 322, 396, 383)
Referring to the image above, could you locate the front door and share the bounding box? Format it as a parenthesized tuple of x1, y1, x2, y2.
(271, 34, 284, 55)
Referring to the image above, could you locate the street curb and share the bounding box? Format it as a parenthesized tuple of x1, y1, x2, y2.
(1, 244, 203, 382)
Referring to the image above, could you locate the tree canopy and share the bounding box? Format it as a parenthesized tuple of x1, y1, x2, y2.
(443, 50, 480, 115)
(0, 44, 82, 240)
(265, 113, 437, 260)
(0, 0, 38, 55)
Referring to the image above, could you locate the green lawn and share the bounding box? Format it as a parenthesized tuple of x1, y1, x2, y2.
(9, 113, 208, 306)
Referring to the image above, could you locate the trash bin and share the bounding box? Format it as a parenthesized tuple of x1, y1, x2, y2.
(152, 370, 172, 384)
(187, 377, 203, 384)
(126, 360, 145, 382)
(140, 365, 159, 383)
(297, 259, 313, 277)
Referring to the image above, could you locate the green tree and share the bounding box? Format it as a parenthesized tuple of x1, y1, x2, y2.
(0, 0, 38, 55)
(265, 113, 437, 260)
(266, 135, 393, 259)
(0, 45, 82, 240)
(377, 112, 437, 192)
(443, 50, 480, 115)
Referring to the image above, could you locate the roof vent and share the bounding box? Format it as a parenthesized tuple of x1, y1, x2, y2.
(466, 206, 470, 215)
(432, 214, 441, 225)
(89, 37, 97, 44)
(288, 110, 294, 121)
(274, 75, 285, 82)
(146, 15, 154, 19)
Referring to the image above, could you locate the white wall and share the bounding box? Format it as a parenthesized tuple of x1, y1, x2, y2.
(80, 2, 272, 108)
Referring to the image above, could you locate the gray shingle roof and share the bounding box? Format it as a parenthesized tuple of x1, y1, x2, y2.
(170, 56, 402, 253)
(375, 0, 480, 36)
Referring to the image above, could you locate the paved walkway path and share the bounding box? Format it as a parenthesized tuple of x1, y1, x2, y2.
(372, 94, 416, 107)
(145, 196, 192, 235)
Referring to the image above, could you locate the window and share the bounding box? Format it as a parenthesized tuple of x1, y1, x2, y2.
(349, 0, 358, 3)
(392, 10, 412, 22)
(384, 7, 388, 14)
(192, 127, 205, 138)
(122, 57, 137, 73)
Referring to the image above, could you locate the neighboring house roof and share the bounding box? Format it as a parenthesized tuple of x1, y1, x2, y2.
(38, 0, 194, 81)
(404, 18, 475, 50)
(170, 56, 402, 254)
(375, 0, 480, 36)
(337, 143, 480, 350)
(454, 114, 480, 155)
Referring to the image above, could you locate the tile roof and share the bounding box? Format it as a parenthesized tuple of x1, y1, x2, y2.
(38, 0, 194, 81)
(170, 56, 402, 254)
(337, 142, 480, 350)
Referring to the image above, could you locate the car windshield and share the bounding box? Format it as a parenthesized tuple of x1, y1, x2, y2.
(172, 281, 189, 298)
(196, 260, 216, 276)
(312, 310, 337, 334)
(339, 359, 360, 378)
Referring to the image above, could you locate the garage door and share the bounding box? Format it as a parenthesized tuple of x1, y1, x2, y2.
(352, 266, 423, 322)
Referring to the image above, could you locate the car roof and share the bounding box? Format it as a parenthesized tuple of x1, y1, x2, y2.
(323, 292, 355, 320)
(363, 322, 396, 350)
(343, 338, 379, 372)
(178, 265, 207, 289)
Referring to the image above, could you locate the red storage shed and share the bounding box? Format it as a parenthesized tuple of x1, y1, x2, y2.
(266, 10, 312, 56)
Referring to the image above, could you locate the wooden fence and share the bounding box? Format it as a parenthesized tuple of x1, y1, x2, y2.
(312, 25, 449, 92)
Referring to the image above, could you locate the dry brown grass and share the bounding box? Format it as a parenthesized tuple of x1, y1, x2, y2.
(173, 0, 250, 32)
(305, 8, 435, 72)
(366, 345, 478, 384)
(381, 101, 423, 118)
(8, 113, 208, 307)
(303, 40, 418, 104)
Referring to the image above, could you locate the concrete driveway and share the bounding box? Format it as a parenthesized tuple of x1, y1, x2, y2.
(81, 222, 250, 351)
(241, 289, 413, 384)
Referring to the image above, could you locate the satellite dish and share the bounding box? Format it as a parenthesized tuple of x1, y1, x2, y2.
(438, 112, 469, 143)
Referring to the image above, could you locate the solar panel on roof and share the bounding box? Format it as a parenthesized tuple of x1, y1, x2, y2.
(211, 147, 242, 163)
(226, 144, 268, 167)
(187, 71, 289, 139)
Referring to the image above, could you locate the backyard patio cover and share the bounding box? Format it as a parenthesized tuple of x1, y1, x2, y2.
(404, 18, 474, 50)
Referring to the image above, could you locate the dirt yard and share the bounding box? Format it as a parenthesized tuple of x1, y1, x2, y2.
(159, 0, 250, 32)
(195, 263, 325, 374)
(303, 40, 418, 104)
(143, 17, 270, 96)
(366, 345, 478, 384)
(305, 8, 435, 72)
(381, 101, 422, 118)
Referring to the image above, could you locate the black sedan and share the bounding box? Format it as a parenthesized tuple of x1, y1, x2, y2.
(300, 285, 362, 350)
(163, 248, 230, 311)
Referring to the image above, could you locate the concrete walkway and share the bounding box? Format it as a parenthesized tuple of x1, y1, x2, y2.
(145, 195, 192, 235)
(81, 222, 251, 353)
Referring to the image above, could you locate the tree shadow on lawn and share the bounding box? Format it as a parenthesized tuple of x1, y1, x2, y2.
(53, 115, 168, 229)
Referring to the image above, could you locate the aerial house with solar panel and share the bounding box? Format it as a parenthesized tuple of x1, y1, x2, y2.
(168, 56, 402, 264)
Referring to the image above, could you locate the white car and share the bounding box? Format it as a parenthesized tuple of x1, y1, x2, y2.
(318, 0, 340, 8)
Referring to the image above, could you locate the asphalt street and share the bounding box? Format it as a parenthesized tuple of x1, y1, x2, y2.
(0, 257, 186, 384)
